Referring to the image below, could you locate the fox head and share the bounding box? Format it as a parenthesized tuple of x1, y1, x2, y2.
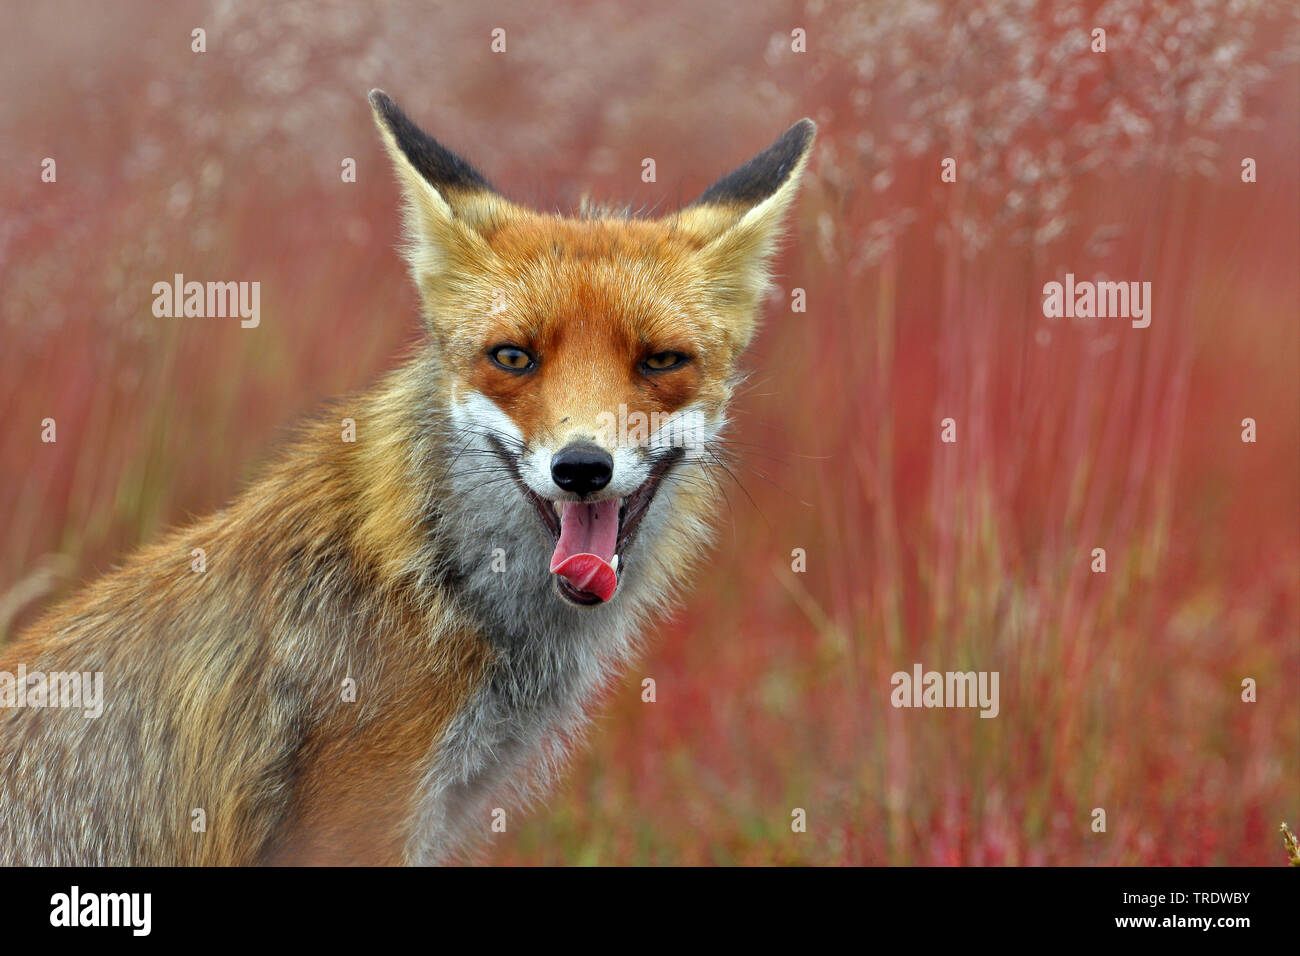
(369, 91, 814, 608)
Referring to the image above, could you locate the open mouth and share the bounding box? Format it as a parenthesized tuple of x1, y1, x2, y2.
(488, 439, 682, 607)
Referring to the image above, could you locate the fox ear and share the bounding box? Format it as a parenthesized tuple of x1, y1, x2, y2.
(369, 90, 510, 295)
(675, 119, 816, 338)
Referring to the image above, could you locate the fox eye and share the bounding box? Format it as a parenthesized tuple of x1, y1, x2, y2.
(642, 351, 689, 372)
(490, 345, 535, 372)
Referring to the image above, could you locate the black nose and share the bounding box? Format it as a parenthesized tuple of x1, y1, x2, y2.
(551, 442, 613, 496)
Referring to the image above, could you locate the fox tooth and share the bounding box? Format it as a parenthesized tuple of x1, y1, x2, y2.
(611, 554, 619, 572)
(552, 501, 562, 516)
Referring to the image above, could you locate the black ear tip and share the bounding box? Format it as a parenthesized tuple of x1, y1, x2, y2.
(690, 118, 817, 209)
(785, 118, 817, 152)
(369, 89, 397, 123)
(367, 89, 496, 195)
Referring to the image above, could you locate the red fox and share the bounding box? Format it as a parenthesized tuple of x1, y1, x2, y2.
(0, 91, 815, 865)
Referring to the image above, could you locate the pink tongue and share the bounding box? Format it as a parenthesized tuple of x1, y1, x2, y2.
(549, 499, 620, 602)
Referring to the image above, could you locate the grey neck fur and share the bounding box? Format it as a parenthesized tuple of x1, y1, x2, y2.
(402, 390, 707, 864)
